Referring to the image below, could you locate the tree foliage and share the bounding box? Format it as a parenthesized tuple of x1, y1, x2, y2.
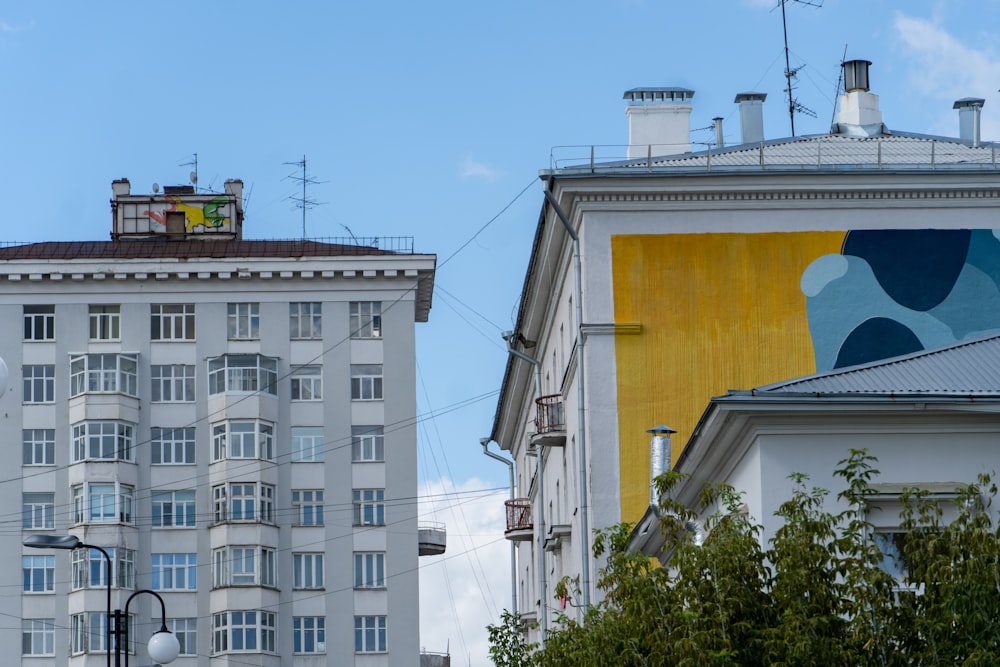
(488, 450, 1000, 666)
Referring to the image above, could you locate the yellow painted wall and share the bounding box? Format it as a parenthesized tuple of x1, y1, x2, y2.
(612, 232, 845, 522)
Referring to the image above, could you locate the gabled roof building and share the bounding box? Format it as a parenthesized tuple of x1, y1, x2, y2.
(490, 59, 1000, 644)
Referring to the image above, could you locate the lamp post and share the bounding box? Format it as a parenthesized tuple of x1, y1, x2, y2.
(23, 534, 179, 667)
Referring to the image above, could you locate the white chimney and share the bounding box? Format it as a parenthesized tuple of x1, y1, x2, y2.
(836, 59, 884, 137)
(734, 92, 767, 144)
(954, 98, 985, 147)
(646, 425, 676, 507)
(624, 88, 694, 159)
(713, 117, 724, 148)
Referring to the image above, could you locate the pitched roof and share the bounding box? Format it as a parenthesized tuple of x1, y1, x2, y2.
(755, 332, 1000, 396)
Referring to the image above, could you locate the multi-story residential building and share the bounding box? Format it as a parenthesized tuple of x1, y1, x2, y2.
(490, 59, 1000, 643)
(3, 178, 439, 666)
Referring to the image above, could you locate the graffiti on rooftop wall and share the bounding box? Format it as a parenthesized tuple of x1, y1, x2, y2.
(803, 229, 1000, 371)
(141, 195, 232, 232)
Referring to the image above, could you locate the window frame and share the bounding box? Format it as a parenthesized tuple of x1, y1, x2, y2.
(293, 616, 326, 654)
(23, 305, 55, 341)
(211, 420, 275, 462)
(354, 615, 388, 653)
(22, 555, 54, 594)
(151, 364, 195, 402)
(89, 304, 121, 341)
(70, 353, 138, 397)
(72, 481, 134, 525)
(167, 618, 197, 656)
(150, 426, 196, 465)
(72, 421, 135, 463)
(350, 301, 382, 339)
(354, 551, 386, 589)
(289, 302, 322, 339)
(208, 354, 277, 396)
(353, 488, 386, 526)
(71, 547, 135, 590)
(292, 489, 324, 526)
(22, 492, 55, 530)
(352, 425, 385, 462)
(291, 426, 324, 462)
(22, 618, 55, 656)
(150, 303, 195, 340)
(212, 482, 275, 524)
(151, 489, 196, 528)
(227, 302, 260, 340)
(212, 610, 276, 655)
(293, 552, 325, 590)
(22, 364, 55, 404)
(290, 364, 323, 401)
(350, 364, 384, 400)
(151, 553, 197, 591)
(22, 429, 55, 466)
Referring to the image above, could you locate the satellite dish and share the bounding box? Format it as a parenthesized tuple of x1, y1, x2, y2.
(0, 357, 8, 399)
(152, 182, 160, 193)
(190, 171, 198, 184)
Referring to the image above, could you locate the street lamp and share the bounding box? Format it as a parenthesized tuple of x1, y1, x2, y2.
(23, 534, 179, 666)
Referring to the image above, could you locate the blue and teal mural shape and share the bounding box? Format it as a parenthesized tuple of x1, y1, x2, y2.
(802, 229, 1000, 371)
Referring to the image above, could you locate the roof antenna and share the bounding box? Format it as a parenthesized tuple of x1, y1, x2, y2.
(283, 155, 325, 239)
(779, 0, 822, 136)
(180, 153, 198, 192)
(829, 44, 848, 129)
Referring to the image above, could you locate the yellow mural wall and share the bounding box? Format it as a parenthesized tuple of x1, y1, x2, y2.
(612, 232, 846, 522)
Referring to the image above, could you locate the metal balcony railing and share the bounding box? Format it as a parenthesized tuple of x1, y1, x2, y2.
(505, 498, 532, 533)
(534, 394, 565, 434)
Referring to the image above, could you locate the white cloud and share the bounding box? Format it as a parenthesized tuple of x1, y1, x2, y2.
(419, 478, 511, 667)
(460, 158, 502, 181)
(892, 13, 1000, 136)
(0, 19, 33, 32)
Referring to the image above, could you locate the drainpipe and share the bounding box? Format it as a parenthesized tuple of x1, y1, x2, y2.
(502, 330, 547, 641)
(481, 437, 518, 614)
(541, 183, 591, 611)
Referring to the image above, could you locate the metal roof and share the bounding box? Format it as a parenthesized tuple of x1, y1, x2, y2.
(756, 332, 1000, 396)
(0, 239, 400, 261)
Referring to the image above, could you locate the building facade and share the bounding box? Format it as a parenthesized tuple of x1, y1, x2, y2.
(5, 179, 437, 666)
(491, 60, 1000, 642)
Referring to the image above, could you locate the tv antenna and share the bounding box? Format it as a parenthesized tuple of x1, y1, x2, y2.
(829, 43, 849, 128)
(180, 153, 199, 192)
(284, 155, 325, 239)
(779, 0, 822, 136)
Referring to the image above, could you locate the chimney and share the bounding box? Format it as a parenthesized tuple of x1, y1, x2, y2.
(954, 98, 985, 147)
(713, 117, 724, 148)
(835, 59, 884, 136)
(111, 178, 131, 197)
(646, 425, 676, 507)
(734, 92, 767, 144)
(624, 87, 694, 159)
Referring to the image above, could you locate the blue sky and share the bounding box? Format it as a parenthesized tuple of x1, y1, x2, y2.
(3, 1, 1000, 664)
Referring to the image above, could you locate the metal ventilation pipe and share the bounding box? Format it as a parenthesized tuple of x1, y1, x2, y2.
(843, 59, 872, 92)
(734, 92, 767, 145)
(954, 98, 986, 147)
(713, 117, 724, 148)
(646, 425, 676, 507)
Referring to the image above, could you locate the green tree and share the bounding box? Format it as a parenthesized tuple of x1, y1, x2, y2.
(488, 450, 1000, 667)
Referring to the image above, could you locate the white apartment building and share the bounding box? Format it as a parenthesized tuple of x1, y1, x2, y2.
(491, 60, 1000, 645)
(3, 178, 438, 666)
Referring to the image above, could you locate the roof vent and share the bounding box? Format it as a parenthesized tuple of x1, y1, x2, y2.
(734, 92, 767, 144)
(835, 59, 884, 137)
(624, 87, 694, 159)
(954, 98, 985, 147)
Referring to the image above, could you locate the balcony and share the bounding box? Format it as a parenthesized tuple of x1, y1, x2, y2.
(418, 521, 447, 556)
(531, 394, 566, 448)
(504, 498, 533, 542)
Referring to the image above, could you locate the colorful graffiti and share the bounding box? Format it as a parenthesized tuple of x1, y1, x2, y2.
(611, 229, 1000, 521)
(803, 229, 1000, 370)
(142, 195, 232, 232)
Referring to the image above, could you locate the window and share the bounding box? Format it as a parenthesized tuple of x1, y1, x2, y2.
(72, 482, 134, 525)
(212, 420, 274, 462)
(23, 305, 54, 341)
(290, 302, 322, 339)
(22, 555, 54, 593)
(151, 303, 195, 340)
(167, 618, 197, 656)
(70, 353, 137, 396)
(22, 492, 54, 529)
(72, 421, 135, 462)
(71, 547, 135, 590)
(350, 301, 382, 338)
(22, 365, 54, 403)
(89, 305, 121, 340)
(152, 553, 197, 591)
(208, 354, 277, 395)
(151, 427, 195, 464)
(290, 364, 322, 400)
(152, 490, 196, 527)
(354, 552, 386, 589)
(151, 365, 195, 402)
(22, 619, 55, 656)
(353, 488, 386, 526)
(354, 615, 387, 653)
(291, 426, 324, 462)
(874, 531, 912, 580)
(293, 552, 324, 589)
(71, 612, 129, 654)
(292, 489, 324, 526)
(212, 611, 275, 654)
(23, 429, 55, 466)
(351, 364, 383, 400)
(212, 482, 274, 524)
(212, 546, 276, 587)
(293, 617, 326, 654)
(352, 425, 385, 462)
(227, 302, 260, 340)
